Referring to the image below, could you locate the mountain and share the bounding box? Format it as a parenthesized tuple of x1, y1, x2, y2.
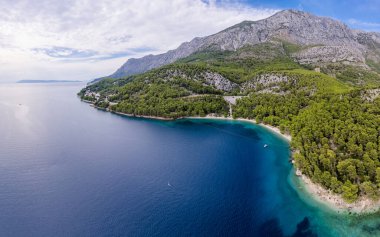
(102, 9, 380, 81)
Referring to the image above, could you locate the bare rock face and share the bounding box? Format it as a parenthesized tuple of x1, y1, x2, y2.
(111, 37, 206, 78)
(104, 10, 380, 80)
(154, 68, 238, 92)
(361, 88, 380, 101)
(202, 72, 238, 92)
(293, 46, 366, 66)
(242, 74, 290, 90)
(356, 31, 380, 66)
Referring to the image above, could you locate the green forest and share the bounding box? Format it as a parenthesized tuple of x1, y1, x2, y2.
(79, 42, 380, 203)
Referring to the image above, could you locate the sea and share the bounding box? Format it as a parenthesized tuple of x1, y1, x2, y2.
(0, 83, 379, 237)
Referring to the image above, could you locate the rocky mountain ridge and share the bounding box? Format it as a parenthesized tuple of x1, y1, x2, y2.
(99, 9, 380, 81)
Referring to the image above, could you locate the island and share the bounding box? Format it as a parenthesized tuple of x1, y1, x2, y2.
(18, 80, 82, 83)
(79, 10, 380, 214)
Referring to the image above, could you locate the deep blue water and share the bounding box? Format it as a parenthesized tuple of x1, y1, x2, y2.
(0, 83, 379, 237)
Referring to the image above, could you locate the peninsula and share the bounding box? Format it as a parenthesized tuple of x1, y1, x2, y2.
(79, 10, 380, 213)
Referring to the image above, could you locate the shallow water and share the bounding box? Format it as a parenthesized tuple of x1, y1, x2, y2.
(0, 83, 379, 236)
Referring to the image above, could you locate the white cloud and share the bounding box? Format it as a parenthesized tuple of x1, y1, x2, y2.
(0, 0, 278, 82)
(347, 19, 380, 31)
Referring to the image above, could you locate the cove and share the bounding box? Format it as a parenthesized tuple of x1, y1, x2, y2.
(0, 83, 379, 236)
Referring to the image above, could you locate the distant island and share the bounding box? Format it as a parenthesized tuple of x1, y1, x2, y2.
(18, 80, 82, 83)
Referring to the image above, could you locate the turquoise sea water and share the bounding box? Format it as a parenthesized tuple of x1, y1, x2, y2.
(0, 83, 379, 236)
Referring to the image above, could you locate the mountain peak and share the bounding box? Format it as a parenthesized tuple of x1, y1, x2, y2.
(102, 10, 378, 81)
(223, 9, 310, 32)
(271, 9, 333, 20)
(274, 9, 308, 16)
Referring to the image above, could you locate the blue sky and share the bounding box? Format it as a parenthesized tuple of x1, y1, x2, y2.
(242, 0, 380, 31)
(0, 0, 378, 82)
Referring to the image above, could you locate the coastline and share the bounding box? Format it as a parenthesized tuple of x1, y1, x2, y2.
(108, 108, 292, 142)
(183, 115, 292, 142)
(297, 172, 380, 214)
(112, 111, 174, 121)
(84, 101, 379, 214)
(83, 99, 291, 142)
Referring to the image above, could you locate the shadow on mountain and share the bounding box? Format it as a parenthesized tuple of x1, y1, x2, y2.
(258, 217, 317, 237)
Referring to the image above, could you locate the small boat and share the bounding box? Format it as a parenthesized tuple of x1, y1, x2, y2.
(168, 182, 172, 187)
(264, 144, 268, 148)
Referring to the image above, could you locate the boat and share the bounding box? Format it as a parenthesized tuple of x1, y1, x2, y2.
(264, 144, 268, 148)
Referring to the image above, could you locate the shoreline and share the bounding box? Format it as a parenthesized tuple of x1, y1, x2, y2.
(84, 101, 378, 214)
(110, 110, 292, 142)
(183, 115, 292, 142)
(297, 172, 380, 214)
(112, 111, 174, 121)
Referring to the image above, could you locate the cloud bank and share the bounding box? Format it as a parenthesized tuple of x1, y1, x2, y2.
(0, 0, 278, 82)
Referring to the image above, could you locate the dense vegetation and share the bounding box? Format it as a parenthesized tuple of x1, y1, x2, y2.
(79, 64, 231, 118)
(321, 64, 380, 86)
(80, 41, 380, 203)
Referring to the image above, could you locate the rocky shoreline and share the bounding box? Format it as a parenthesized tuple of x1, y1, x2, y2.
(112, 111, 174, 121)
(298, 172, 380, 214)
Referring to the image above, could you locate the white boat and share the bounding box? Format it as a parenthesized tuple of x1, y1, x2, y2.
(264, 144, 268, 148)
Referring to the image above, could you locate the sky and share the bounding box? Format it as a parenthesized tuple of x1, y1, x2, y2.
(0, 0, 379, 82)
